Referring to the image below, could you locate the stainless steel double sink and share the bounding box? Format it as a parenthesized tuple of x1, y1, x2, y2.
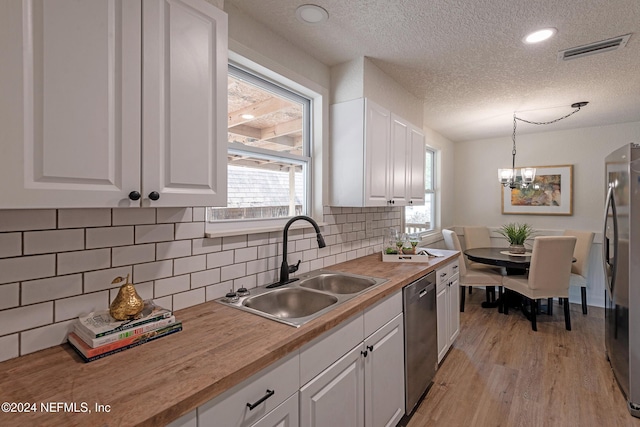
(215, 270, 388, 327)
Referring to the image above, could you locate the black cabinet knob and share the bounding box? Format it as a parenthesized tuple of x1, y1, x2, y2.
(128, 191, 141, 201)
(148, 191, 160, 201)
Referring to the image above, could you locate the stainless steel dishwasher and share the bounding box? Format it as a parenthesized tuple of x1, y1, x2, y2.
(403, 270, 438, 415)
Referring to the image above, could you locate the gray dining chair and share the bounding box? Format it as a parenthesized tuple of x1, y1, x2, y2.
(562, 229, 595, 314)
(502, 236, 577, 331)
(442, 229, 503, 312)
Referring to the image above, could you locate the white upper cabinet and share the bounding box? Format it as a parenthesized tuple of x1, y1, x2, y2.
(407, 124, 426, 205)
(330, 98, 425, 207)
(0, 0, 227, 209)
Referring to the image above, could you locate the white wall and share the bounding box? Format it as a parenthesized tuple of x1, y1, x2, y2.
(330, 57, 423, 126)
(453, 120, 640, 230)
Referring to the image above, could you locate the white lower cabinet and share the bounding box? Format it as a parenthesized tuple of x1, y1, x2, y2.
(197, 352, 299, 427)
(300, 343, 365, 427)
(193, 291, 404, 427)
(251, 394, 298, 427)
(363, 313, 405, 427)
(299, 292, 405, 427)
(436, 260, 460, 363)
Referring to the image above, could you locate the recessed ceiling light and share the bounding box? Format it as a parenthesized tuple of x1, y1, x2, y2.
(523, 28, 557, 44)
(295, 4, 329, 24)
(241, 114, 255, 120)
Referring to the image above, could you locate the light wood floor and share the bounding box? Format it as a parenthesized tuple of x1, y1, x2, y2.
(406, 290, 640, 427)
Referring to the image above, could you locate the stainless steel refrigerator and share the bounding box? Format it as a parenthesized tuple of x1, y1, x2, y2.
(603, 143, 640, 417)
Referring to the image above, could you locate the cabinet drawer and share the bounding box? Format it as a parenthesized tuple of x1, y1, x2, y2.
(364, 290, 402, 338)
(299, 314, 364, 385)
(197, 352, 299, 427)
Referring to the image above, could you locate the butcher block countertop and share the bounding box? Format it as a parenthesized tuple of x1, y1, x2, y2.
(0, 250, 457, 427)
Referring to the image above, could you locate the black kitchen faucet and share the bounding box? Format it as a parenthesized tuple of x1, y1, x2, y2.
(267, 215, 326, 288)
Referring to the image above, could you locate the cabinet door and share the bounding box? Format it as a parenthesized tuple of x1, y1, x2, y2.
(407, 126, 425, 205)
(364, 100, 391, 207)
(300, 344, 365, 427)
(142, 0, 227, 207)
(448, 277, 460, 344)
(251, 393, 299, 427)
(0, 0, 141, 208)
(364, 314, 404, 427)
(389, 115, 409, 206)
(436, 284, 448, 363)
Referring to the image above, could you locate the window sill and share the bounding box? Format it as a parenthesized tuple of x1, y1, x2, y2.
(205, 218, 327, 239)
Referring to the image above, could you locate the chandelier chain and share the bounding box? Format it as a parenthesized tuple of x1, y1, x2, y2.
(511, 106, 584, 169)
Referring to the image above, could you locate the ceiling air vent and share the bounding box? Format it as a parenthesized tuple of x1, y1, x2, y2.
(558, 34, 632, 61)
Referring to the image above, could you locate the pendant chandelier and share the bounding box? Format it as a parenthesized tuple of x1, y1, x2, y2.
(499, 101, 588, 189)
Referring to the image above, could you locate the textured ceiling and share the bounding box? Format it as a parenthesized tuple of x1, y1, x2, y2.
(225, 0, 640, 142)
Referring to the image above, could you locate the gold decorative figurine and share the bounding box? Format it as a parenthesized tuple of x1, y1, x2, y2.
(109, 274, 144, 320)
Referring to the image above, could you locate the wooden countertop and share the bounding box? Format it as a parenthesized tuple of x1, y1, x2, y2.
(0, 250, 457, 426)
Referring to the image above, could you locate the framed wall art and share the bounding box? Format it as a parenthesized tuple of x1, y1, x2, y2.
(501, 164, 573, 215)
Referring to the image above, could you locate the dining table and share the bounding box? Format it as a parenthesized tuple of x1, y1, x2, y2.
(463, 247, 574, 314)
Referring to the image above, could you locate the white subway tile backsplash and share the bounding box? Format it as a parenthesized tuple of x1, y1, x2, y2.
(192, 237, 221, 255)
(309, 258, 324, 271)
(246, 258, 268, 275)
(155, 275, 190, 298)
(153, 295, 173, 311)
(192, 207, 206, 222)
(86, 226, 134, 249)
(257, 243, 278, 259)
(175, 222, 205, 240)
(295, 238, 311, 252)
(222, 234, 247, 250)
(174, 255, 206, 276)
(0, 233, 21, 258)
(134, 260, 173, 283)
(22, 275, 83, 305)
(0, 283, 19, 310)
(0, 254, 55, 284)
(206, 251, 234, 269)
(113, 208, 156, 225)
(172, 288, 205, 311)
(234, 275, 256, 290)
(20, 320, 75, 356)
(157, 240, 192, 260)
(234, 247, 257, 263)
(58, 249, 110, 275)
(0, 334, 19, 362)
(0, 205, 398, 362)
(58, 209, 111, 229)
(221, 263, 246, 281)
(0, 302, 53, 336)
(248, 232, 272, 246)
(84, 266, 132, 293)
(135, 224, 174, 244)
(191, 269, 221, 289)
(205, 281, 232, 301)
(24, 229, 84, 255)
(157, 208, 193, 223)
(112, 243, 155, 267)
(0, 209, 56, 232)
(55, 291, 108, 322)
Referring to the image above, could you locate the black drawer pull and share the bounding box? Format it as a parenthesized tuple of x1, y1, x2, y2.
(247, 389, 275, 411)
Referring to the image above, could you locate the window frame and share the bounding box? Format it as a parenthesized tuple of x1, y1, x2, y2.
(206, 55, 323, 237)
(403, 145, 437, 238)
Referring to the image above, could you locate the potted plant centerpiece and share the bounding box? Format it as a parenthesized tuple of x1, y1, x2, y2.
(496, 223, 534, 254)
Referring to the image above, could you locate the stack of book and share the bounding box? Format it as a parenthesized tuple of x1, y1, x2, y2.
(68, 300, 182, 362)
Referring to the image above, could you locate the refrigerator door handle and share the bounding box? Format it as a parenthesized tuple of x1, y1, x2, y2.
(603, 185, 618, 296)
